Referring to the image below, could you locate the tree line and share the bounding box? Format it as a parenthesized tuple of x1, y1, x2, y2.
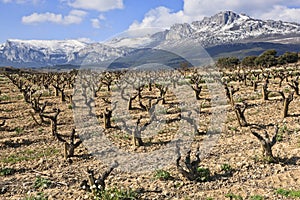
(217, 50, 299, 69)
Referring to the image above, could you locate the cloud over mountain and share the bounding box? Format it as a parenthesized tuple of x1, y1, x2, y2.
(129, 0, 300, 31)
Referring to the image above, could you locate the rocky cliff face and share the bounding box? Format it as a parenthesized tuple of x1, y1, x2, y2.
(164, 11, 300, 47)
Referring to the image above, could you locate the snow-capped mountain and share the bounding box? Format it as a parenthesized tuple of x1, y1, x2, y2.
(108, 11, 300, 49)
(0, 39, 87, 66)
(0, 11, 300, 68)
(164, 11, 300, 47)
(0, 39, 131, 67)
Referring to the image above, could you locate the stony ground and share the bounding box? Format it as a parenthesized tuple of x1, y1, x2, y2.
(0, 66, 300, 200)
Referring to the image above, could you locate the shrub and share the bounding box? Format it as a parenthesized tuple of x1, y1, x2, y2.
(196, 167, 210, 182)
(15, 127, 24, 135)
(34, 176, 51, 189)
(221, 164, 232, 173)
(154, 169, 172, 181)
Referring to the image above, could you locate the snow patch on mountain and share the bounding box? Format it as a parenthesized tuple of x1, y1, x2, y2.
(106, 36, 155, 48)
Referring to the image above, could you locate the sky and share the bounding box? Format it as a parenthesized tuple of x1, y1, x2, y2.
(0, 0, 299, 43)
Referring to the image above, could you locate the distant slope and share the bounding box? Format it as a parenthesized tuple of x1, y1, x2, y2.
(206, 42, 300, 59)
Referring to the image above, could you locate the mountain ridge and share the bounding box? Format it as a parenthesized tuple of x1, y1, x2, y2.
(163, 11, 300, 47)
(1, 11, 300, 68)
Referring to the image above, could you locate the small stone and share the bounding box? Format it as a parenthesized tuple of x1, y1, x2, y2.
(0, 186, 8, 194)
(38, 158, 45, 164)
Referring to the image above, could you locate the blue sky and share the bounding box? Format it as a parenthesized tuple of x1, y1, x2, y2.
(0, 0, 299, 43)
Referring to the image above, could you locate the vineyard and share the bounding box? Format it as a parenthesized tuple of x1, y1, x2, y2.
(1, 61, 300, 200)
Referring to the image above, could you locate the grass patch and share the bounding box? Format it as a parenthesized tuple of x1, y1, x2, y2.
(111, 132, 130, 141)
(250, 195, 264, 200)
(94, 187, 138, 200)
(153, 169, 172, 181)
(0, 167, 15, 176)
(34, 176, 52, 189)
(228, 126, 238, 132)
(225, 193, 243, 200)
(16, 94, 24, 100)
(196, 167, 210, 182)
(268, 92, 279, 98)
(24, 192, 48, 200)
(221, 164, 233, 173)
(279, 123, 290, 134)
(0, 95, 11, 101)
(276, 133, 283, 142)
(38, 128, 44, 133)
(15, 127, 24, 135)
(276, 188, 300, 198)
(276, 123, 291, 142)
(236, 97, 245, 103)
(0, 147, 59, 164)
(284, 88, 290, 93)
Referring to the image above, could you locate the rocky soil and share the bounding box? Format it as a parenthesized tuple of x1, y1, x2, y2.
(0, 66, 300, 200)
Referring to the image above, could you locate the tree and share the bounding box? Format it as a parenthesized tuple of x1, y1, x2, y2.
(255, 49, 278, 67)
(263, 49, 277, 56)
(241, 55, 257, 67)
(217, 57, 240, 69)
(277, 52, 298, 65)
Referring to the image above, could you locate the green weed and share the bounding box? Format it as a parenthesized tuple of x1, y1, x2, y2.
(276, 188, 300, 198)
(153, 169, 172, 181)
(225, 193, 243, 200)
(94, 188, 138, 200)
(34, 176, 51, 189)
(0, 167, 15, 176)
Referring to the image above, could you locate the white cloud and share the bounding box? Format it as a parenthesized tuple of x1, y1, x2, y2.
(67, 0, 123, 12)
(182, 0, 300, 20)
(129, 0, 300, 30)
(91, 14, 106, 29)
(22, 9, 87, 25)
(260, 5, 300, 23)
(91, 18, 101, 29)
(129, 6, 193, 30)
(98, 14, 106, 20)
